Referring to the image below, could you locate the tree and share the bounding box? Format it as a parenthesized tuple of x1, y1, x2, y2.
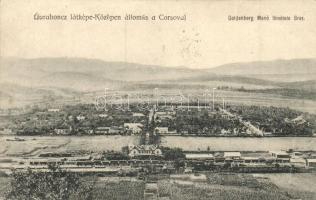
(163, 147, 185, 161)
(6, 164, 95, 200)
(104, 152, 129, 160)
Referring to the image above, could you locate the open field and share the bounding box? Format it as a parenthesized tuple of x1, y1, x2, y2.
(1, 173, 314, 200)
(157, 173, 304, 200)
(101, 88, 316, 114)
(3, 85, 315, 114)
(0, 176, 10, 200)
(253, 173, 316, 193)
(253, 173, 316, 200)
(86, 177, 145, 200)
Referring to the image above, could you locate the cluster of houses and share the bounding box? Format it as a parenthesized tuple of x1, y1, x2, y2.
(50, 107, 180, 136)
(128, 145, 163, 157)
(0, 108, 26, 116)
(3, 106, 177, 136)
(154, 110, 175, 122)
(0, 128, 14, 135)
(184, 150, 316, 170)
(2, 105, 315, 139)
(9, 147, 316, 176)
(88, 123, 144, 135)
(121, 143, 316, 171)
(53, 122, 146, 135)
(45, 108, 148, 135)
(153, 109, 178, 135)
(154, 127, 177, 135)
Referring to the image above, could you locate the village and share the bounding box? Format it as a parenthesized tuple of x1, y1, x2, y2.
(3, 145, 316, 175)
(1, 103, 316, 199)
(0, 101, 314, 137)
(0, 103, 315, 175)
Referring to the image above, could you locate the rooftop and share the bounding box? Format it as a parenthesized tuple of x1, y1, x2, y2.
(224, 152, 241, 157)
(129, 145, 160, 151)
(270, 151, 289, 156)
(185, 154, 214, 159)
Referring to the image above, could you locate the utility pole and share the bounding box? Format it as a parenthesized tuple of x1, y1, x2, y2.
(222, 98, 225, 110)
(154, 88, 158, 111)
(212, 88, 216, 111)
(104, 88, 108, 112)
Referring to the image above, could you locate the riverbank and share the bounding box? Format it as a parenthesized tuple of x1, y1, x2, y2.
(1, 136, 316, 154)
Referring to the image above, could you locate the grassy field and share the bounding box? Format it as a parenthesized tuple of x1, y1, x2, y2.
(157, 173, 312, 200)
(88, 178, 145, 200)
(253, 173, 316, 200)
(0, 176, 10, 200)
(119, 88, 316, 114)
(0, 173, 315, 200)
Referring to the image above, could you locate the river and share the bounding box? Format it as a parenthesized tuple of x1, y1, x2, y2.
(1, 136, 315, 156)
(160, 136, 316, 151)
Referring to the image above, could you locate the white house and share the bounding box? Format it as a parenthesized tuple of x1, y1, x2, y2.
(0, 128, 14, 135)
(224, 152, 241, 159)
(76, 115, 86, 121)
(306, 159, 316, 168)
(128, 145, 162, 157)
(270, 151, 291, 159)
(132, 113, 145, 117)
(98, 114, 108, 118)
(124, 123, 143, 134)
(185, 153, 214, 160)
(292, 115, 306, 125)
(290, 158, 306, 168)
(48, 108, 60, 112)
(54, 128, 70, 135)
(154, 127, 169, 134)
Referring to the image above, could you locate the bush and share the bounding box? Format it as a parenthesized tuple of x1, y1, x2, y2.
(6, 165, 94, 200)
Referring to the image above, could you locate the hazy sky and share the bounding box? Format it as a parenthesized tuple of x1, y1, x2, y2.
(1, 0, 316, 68)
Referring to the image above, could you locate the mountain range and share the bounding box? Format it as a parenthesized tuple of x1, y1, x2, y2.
(0, 57, 315, 107)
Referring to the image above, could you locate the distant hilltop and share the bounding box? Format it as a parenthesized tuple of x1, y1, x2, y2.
(0, 57, 315, 108)
(0, 56, 315, 92)
(207, 59, 316, 76)
(1, 57, 315, 81)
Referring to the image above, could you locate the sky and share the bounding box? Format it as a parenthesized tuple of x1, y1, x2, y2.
(1, 0, 316, 68)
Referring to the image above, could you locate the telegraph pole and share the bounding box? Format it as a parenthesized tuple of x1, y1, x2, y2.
(212, 88, 216, 111)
